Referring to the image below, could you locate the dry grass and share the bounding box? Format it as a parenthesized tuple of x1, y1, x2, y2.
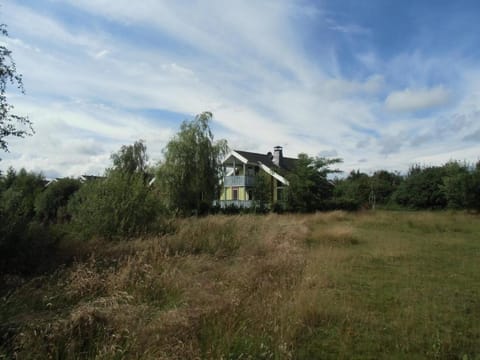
(1, 211, 480, 359)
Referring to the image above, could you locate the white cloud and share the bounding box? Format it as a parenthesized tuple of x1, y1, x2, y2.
(385, 86, 450, 112)
(2, 1, 480, 178)
(0, 99, 175, 177)
(93, 49, 109, 59)
(319, 74, 384, 98)
(325, 18, 370, 35)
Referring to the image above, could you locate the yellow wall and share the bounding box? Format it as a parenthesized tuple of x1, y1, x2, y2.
(220, 186, 248, 201)
(221, 167, 286, 203)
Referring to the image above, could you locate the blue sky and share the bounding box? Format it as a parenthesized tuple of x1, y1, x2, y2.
(1, 0, 480, 177)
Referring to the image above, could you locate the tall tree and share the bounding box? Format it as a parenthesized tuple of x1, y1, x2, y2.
(69, 141, 161, 240)
(286, 154, 342, 212)
(110, 140, 149, 176)
(158, 112, 228, 215)
(0, 24, 33, 153)
(440, 161, 471, 209)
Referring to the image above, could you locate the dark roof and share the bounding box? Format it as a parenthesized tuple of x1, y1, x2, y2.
(235, 150, 297, 172)
(281, 157, 298, 172)
(81, 175, 105, 181)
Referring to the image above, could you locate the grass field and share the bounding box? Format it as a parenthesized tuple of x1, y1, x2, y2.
(1, 211, 479, 359)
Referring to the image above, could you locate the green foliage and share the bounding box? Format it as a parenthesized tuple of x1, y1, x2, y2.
(333, 170, 371, 207)
(371, 170, 403, 204)
(157, 112, 228, 215)
(0, 168, 57, 274)
(393, 165, 448, 209)
(467, 162, 480, 211)
(391, 162, 480, 210)
(333, 169, 402, 209)
(323, 197, 361, 211)
(439, 161, 480, 211)
(110, 139, 149, 176)
(253, 170, 272, 211)
(286, 153, 342, 212)
(440, 161, 470, 209)
(69, 171, 160, 241)
(69, 141, 162, 240)
(35, 178, 81, 224)
(0, 24, 33, 153)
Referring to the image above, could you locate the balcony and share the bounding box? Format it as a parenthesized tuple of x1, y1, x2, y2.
(215, 200, 254, 208)
(223, 175, 255, 187)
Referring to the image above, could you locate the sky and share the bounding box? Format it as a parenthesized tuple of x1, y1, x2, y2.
(1, 0, 480, 178)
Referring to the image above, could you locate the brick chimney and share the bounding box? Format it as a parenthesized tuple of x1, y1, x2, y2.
(273, 146, 283, 167)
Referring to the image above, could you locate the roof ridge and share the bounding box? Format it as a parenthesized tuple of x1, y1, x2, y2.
(234, 149, 267, 155)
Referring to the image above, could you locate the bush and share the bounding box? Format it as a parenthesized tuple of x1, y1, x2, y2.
(0, 169, 59, 274)
(323, 198, 361, 211)
(35, 178, 81, 224)
(0, 221, 60, 274)
(68, 172, 163, 240)
(272, 201, 286, 214)
(466, 165, 480, 211)
(392, 165, 447, 209)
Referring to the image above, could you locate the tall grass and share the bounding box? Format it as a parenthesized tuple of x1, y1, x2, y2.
(1, 211, 480, 359)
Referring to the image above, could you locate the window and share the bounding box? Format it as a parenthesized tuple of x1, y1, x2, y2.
(232, 187, 238, 200)
(277, 188, 284, 201)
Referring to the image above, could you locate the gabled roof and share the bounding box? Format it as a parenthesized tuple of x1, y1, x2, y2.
(233, 150, 298, 172)
(80, 175, 105, 182)
(222, 149, 298, 186)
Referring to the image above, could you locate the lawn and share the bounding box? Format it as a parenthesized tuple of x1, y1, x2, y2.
(1, 211, 479, 359)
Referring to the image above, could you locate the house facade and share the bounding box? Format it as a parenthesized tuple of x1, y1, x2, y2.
(218, 146, 297, 208)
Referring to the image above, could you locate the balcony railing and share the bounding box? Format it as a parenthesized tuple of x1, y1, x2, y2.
(215, 200, 254, 208)
(223, 175, 255, 187)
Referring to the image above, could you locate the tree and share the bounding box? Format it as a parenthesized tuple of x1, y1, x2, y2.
(0, 24, 33, 153)
(68, 172, 160, 240)
(334, 170, 402, 209)
(157, 112, 228, 215)
(69, 141, 162, 240)
(466, 161, 480, 211)
(0, 168, 55, 274)
(252, 170, 272, 211)
(392, 165, 447, 209)
(286, 154, 342, 212)
(35, 178, 82, 224)
(371, 170, 403, 205)
(111, 140, 149, 176)
(439, 161, 470, 209)
(334, 170, 371, 207)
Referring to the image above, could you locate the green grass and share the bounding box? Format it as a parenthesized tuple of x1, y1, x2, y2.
(1, 211, 480, 359)
(296, 211, 480, 359)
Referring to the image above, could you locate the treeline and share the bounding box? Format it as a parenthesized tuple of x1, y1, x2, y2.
(0, 113, 226, 274)
(333, 162, 480, 211)
(1, 112, 480, 274)
(256, 153, 480, 213)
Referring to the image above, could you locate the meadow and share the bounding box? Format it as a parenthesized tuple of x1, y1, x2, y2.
(1, 211, 479, 359)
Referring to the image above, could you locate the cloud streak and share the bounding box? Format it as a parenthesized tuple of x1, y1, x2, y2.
(1, 1, 480, 178)
(385, 86, 450, 112)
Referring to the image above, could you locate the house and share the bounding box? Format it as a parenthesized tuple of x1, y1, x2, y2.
(217, 146, 297, 208)
(79, 175, 105, 182)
